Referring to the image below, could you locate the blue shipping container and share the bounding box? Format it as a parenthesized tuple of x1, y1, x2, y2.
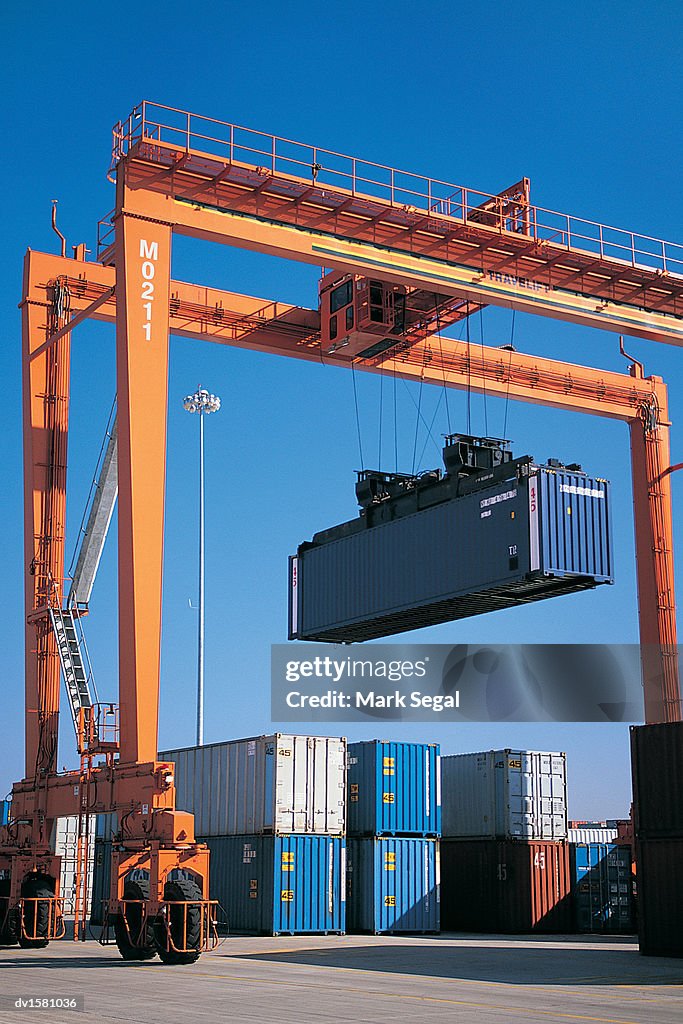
(570, 843, 635, 934)
(290, 464, 613, 643)
(347, 838, 439, 933)
(347, 741, 441, 837)
(202, 835, 345, 935)
(0, 800, 10, 827)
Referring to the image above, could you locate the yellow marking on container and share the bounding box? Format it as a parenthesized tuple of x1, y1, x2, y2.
(383, 792, 395, 804)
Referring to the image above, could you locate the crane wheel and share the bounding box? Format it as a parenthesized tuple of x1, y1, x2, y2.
(155, 878, 203, 965)
(18, 875, 52, 949)
(0, 879, 18, 946)
(114, 880, 157, 961)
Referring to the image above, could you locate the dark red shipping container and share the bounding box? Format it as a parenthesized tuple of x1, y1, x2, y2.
(636, 839, 683, 958)
(440, 840, 571, 933)
(630, 722, 683, 838)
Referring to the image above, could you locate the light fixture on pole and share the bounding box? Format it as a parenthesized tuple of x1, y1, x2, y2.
(183, 386, 221, 746)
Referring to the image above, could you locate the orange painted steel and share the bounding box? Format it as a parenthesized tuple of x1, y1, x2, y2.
(20, 254, 72, 859)
(102, 102, 683, 344)
(114, 215, 172, 766)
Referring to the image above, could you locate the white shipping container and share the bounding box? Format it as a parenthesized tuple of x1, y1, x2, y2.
(159, 734, 346, 837)
(441, 750, 568, 840)
(52, 816, 96, 916)
(568, 827, 619, 845)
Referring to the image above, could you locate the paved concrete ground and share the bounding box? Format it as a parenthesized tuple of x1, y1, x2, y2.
(1, 933, 681, 1024)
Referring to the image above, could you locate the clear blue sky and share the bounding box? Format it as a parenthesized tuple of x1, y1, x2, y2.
(1, 1, 682, 819)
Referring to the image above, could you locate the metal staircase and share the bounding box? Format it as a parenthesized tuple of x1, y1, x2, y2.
(49, 606, 93, 734)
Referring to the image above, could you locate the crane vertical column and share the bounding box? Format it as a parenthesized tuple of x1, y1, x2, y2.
(21, 256, 71, 794)
(114, 213, 172, 765)
(630, 395, 680, 724)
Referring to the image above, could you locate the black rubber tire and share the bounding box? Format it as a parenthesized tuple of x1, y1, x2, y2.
(113, 880, 157, 962)
(18, 876, 52, 949)
(0, 879, 18, 946)
(155, 878, 203, 965)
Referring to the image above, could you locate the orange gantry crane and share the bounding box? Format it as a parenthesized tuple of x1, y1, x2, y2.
(0, 101, 680, 959)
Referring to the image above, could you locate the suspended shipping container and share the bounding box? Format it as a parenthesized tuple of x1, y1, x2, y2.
(289, 438, 613, 642)
(441, 750, 567, 840)
(635, 839, 683, 958)
(347, 741, 440, 837)
(346, 837, 439, 933)
(159, 734, 346, 837)
(630, 722, 683, 838)
(0, 801, 9, 827)
(569, 843, 635, 934)
(202, 834, 345, 935)
(440, 840, 571, 933)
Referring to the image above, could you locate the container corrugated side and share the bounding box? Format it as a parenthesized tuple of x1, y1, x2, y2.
(292, 470, 612, 643)
(440, 839, 571, 933)
(441, 750, 567, 840)
(631, 722, 683, 838)
(567, 828, 618, 845)
(346, 838, 439, 933)
(636, 838, 683, 957)
(160, 734, 346, 837)
(201, 834, 345, 935)
(0, 800, 10, 826)
(569, 843, 634, 934)
(347, 741, 441, 837)
(537, 469, 612, 580)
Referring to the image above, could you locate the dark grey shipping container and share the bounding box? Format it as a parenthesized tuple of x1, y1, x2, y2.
(570, 843, 635, 934)
(290, 463, 612, 642)
(631, 722, 683, 838)
(90, 839, 111, 926)
(636, 839, 683, 957)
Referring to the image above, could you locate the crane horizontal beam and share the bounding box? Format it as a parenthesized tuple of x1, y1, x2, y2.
(22, 250, 668, 424)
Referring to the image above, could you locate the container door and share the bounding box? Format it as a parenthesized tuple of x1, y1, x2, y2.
(274, 735, 299, 834)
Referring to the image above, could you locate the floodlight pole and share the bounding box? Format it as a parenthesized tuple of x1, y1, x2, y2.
(183, 386, 221, 745)
(197, 406, 205, 747)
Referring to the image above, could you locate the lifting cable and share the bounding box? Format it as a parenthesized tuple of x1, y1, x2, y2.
(401, 376, 443, 463)
(416, 390, 446, 470)
(393, 360, 398, 474)
(479, 308, 489, 437)
(434, 295, 452, 435)
(378, 371, 383, 470)
(465, 313, 472, 433)
(411, 344, 428, 475)
(503, 308, 516, 439)
(350, 360, 365, 470)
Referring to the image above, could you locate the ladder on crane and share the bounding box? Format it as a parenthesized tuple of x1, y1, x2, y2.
(48, 606, 94, 732)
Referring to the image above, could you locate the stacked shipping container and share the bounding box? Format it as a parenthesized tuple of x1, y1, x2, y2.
(345, 741, 440, 933)
(440, 750, 572, 933)
(160, 735, 347, 935)
(569, 843, 635, 934)
(630, 722, 683, 958)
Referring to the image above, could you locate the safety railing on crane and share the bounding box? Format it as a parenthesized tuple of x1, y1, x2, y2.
(108, 101, 683, 278)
